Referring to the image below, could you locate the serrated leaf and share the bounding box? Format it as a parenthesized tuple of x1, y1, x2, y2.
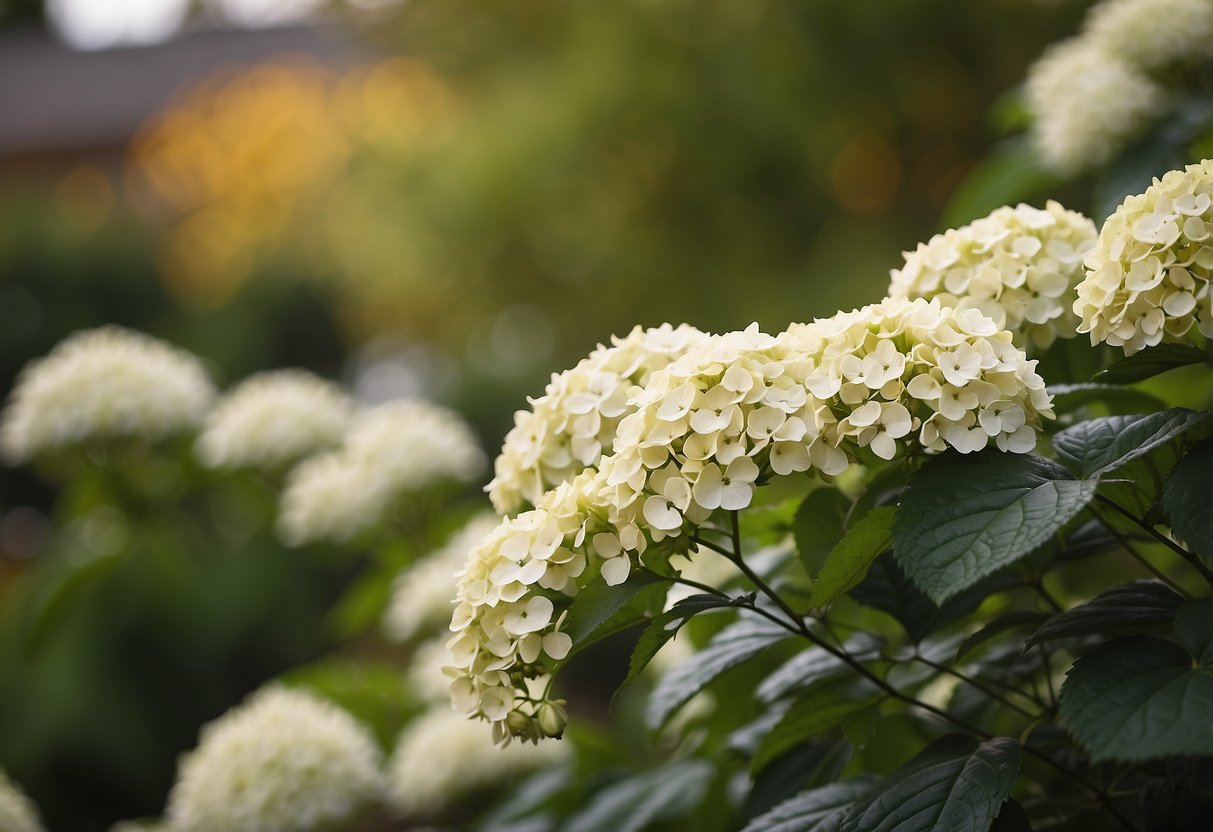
(646, 616, 794, 730)
(563, 572, 666, 649)
(564, 759, 714, 832)
(752, 678, 882, 775)
(1027, 580, 1184, 647)
(957, 612, 1050, 661)
(741, 781, 873, 832)
(1060, 610, 1213, 761)
(807, 506, 895, 609)
(794, 488, 853, 576)
(838, 735, 1021, 832)
(757, 633, 882, 704)
(894, 452, 1096, 603)
(1051, 408, 1209, 480)
(1092, 343, 1208, 385)
(1045, 383, 1164, 415)
(624, 593, 742, 687)
(1162, 439, 1213, 559)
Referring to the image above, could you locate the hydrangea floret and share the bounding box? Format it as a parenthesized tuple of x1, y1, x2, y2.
(196, 370, 354, 471)
(487, 323, 709, 514)
(0, 326, 215, 463)
(0, 769, 44, 832)
(448, 299, 1054, 744)
(1083, 0, 1213, 72)
(889, 201, 1098, 350)
(1075, 159, 1213, 354)
(166, 686, 383, 832)
(278, 399, 485, 545)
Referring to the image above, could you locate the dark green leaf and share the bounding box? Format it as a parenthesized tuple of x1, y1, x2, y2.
(838, 734, 1021, 832)
(1059, 634, 1213, 761)
(741, 781, 873, 832)
(646, 616, 794, 730)
(1027, 580, 1184, 647)
(1051, 408, 1209, 480)
(1046, 383, 1164, 415)
(807, 506, 895, 609)
(1092, 343, 1208, 385)
(794, 488, 853, 576)
(895, 452, 1096, 603)
(989, 798, 1032, 832)
(956, 612, 1049, 661)
(1162, 439, 1213, 559)
(1175, 599, 1213, 666)
(758, 633, 882, 703)
(624, 593, 742, 687)
(752, 678, 882, 775)
(564, 759, 714, 832)
(943, 138, 1057, 227)
(563, 572, 666, 648)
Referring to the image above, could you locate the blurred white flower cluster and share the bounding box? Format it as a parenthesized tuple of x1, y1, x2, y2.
(488, 323, 709, 514)
(889, 201, 1097, 350)
(448, 298, 1054, 743)
(278, 400, 485, 545)
(384, 513, 500, 643)
(1024, 0, 1213, 173)
(166, 686, 383, 832)
(0, 326, 215, 463)
(0, 770, 44, 832)
(1076, 159, 1213, 354)
(196, 370, 353, 471)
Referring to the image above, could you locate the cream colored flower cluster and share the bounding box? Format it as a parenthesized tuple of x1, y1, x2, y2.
(166, 686, 383, 832)
(196, 370, 353, 471)
(1075, 160, 1213, 354)
(384, 513, 500, 643)
(384, 707, 568, 818)
(0, 326, 215, 463)
(1024, 39, 1161, 174)
(889, 202, 1097, 350)
(487, 323, 709, 514)
(448, 300, 1053, 743)
(1084, 0, 1213, 71)
(0, 770, 44, 832)
(278, 400, 485, 545)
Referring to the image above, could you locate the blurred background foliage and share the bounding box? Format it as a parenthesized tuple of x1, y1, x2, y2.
(0, 0, 1106, 828)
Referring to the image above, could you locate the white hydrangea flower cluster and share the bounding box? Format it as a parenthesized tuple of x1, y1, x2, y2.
(1075, 160, 1213, 354)
(449, 300, 1053, 743)
(0, 326, 215, 463)
(384, 707, 568, 818)
(196, 370, 353, 471)
(1084, 0, 1213, 71)
(889, 202, 1098, 350)
(1024, 38, 1162, 174)
(384, 513, 500, 643)
(166, 686, 383, 832)
(487, 323, 709, 514)
(0, 770, 44, 832)
(278, 400, 485, 545)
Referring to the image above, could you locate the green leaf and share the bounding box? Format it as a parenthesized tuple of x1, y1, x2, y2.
(751, 678, 882, 775)
(806, 506, 895, 609)
(563, 572, 666, 649)
(1162, 439, 1213, 559)
(838, 734, 1021, 832)
(956, 612, 1050, 661)
(1059, 626, 1213, 762)
(1092, 343, 1208, 385)
(794, 488, 853, 575)
(1046, 383, 1164, 415)
(623, 593, 743, 687)
(646, 617, 794, 730)
(741, 781, 873, 832)
(942, 138, 1057, 227)
(279, 660, 420, 748)
(894, 452, 1096, 604)
(1051, 408, 1209, 480)
(1175, 599, 1213, 666)
(1026, 580, 1184, 647)
(989, 799, 1032, 832)
(564, 759, 714, 832)
(757, 633, 882, 704)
